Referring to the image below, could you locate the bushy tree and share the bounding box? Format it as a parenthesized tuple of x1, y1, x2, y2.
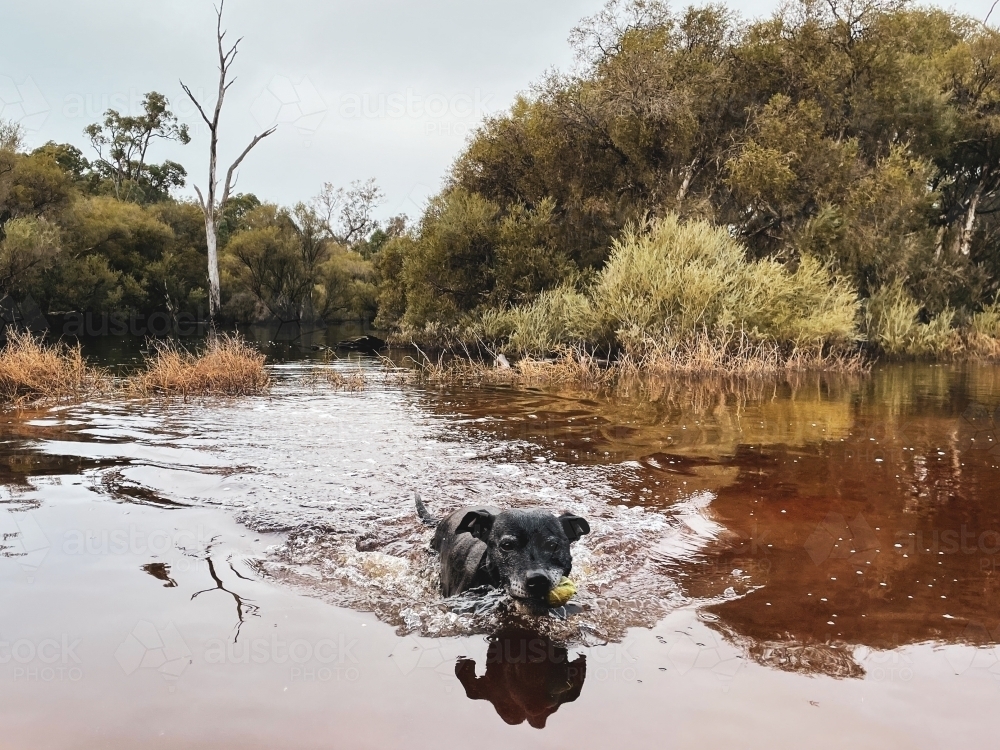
(376, 0, 1000, 348)
(391, 189, 569, 328)
(221, 192, 381, 325)
(84, 91, 190, 203)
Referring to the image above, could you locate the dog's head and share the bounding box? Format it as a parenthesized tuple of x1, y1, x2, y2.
(457, 508, 590, 603)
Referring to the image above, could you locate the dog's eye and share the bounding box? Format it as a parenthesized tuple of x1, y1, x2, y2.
(544, 541, 559, 553)
(499, 539, 518, 552)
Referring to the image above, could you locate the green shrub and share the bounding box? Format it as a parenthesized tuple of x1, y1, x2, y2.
(864, 282, 959, 357)
(392, 189, 568, 330)
(970, 300, 1000, 339)
(480, 286, 601, 355)
(592, 215, 858, 353)
(483, 215, 859, 358)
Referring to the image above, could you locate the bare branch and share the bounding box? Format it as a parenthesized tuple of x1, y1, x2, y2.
(220, 126, 277, 207)
(223, 40, 242, 71)
(193, 184, 207, 212)
(180, 81, 214, 129)
(188, 0, 274, 322)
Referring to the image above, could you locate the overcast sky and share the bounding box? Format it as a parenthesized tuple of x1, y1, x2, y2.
(0, 0, 990, 221)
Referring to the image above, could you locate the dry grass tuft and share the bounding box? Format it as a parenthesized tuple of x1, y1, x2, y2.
(393, 332, 866, 396)
(618, 330, 869, 378)
(406, 346, 612, 390)
(129, 334, 271, 397)
(0, 330, 108, 405)
(307, 364, 367, 391)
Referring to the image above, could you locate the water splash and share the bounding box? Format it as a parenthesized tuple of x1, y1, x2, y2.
(11, 365, 724, 643)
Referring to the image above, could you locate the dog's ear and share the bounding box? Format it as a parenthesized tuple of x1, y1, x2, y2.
(559, 513, 590, 542)
(457, 509, 495, 542)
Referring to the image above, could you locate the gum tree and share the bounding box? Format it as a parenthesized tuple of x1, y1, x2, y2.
(84, 92, 190, 203)
(181, 0, 276, 324)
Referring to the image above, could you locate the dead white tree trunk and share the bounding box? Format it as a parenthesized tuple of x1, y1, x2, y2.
(676, 157, 698, 203)
(181, 0, 275, 324)
(955, 182, 984, 257)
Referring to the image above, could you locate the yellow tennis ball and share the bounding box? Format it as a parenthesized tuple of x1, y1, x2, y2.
(548, 577, 577, 607)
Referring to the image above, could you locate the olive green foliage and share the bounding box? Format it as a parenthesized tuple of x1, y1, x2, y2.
(26, 194, 208, 317)
(596, 217, 859, 349)
(0, 129, 204, 312)
(393, 189, 567, 329)
(377, 0, 1000, 358)
(84, 91, 190, 204)
(0, 217, 61, 296)
(0, 95, 383, 327)
(0, 95, 208, 321)
(483, 215, 859, 356)
(221, 201, 379, 325)
(863, 282, 958, 357)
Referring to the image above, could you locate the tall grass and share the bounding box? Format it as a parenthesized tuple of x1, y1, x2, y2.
(0, 330, 107, 404)
(128, 335, 271, 397)
(0, 331, 274, 406)
(965, 299, 1000, 359)
(617, 329, 867, 377)
(405, 345, 613, 390)
(306, 362, 367, 391)
(479, 287, 600, 356)
(863, 282, 959, 358)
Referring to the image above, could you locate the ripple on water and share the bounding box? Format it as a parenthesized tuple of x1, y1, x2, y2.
(10, 361, 1000, 681)
(11, 368, 722, 643)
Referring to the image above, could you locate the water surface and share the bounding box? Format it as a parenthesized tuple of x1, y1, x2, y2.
(2, 355, 998, 747)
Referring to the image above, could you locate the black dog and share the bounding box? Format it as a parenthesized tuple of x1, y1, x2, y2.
(415, 493, 590, 602)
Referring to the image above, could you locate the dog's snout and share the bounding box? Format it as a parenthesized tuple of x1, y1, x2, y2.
(525, 572, 552, 597)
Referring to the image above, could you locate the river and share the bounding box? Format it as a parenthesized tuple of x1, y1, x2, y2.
(1, 338, 998, 747)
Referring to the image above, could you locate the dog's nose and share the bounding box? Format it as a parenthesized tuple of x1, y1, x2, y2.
(525, 572, 551, 598)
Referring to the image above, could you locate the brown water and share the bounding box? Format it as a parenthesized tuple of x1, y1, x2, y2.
(2, 359, 999, 748)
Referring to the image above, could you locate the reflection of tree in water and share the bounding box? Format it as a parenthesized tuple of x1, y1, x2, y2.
(685, 394, 1000, 679)
(455, 628, 586, 729)
(141, 562, 177, 587)
(723, 630, 866, 680)
(190, 556, 260, 642)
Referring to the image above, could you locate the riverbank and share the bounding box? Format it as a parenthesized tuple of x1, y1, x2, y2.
(383, 216, 1000, 376)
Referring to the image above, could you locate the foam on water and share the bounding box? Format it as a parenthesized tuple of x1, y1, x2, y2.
(18, 363, 726, 642)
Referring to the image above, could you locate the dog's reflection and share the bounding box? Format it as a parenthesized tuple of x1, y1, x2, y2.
(455, 628, 586, 729)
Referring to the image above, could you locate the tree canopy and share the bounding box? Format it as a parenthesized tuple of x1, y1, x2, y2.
(378, 0, 1000, 348)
